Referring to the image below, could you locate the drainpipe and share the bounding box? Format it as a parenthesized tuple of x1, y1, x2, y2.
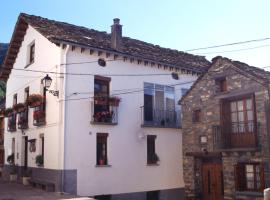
(59, 44, 70, 193)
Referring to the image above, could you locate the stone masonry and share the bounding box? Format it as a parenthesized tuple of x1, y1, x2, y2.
(181, 56, 270, 200)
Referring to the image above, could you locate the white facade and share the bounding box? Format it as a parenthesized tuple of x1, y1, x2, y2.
(4, 25, 198, 197)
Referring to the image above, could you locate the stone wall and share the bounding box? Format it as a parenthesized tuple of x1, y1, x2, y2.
(181, 58, 270, 200)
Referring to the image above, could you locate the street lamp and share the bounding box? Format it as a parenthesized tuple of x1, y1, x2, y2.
(42, 74, 59, 97)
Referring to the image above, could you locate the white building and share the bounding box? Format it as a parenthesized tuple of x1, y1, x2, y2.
(1, 13, 210, 199)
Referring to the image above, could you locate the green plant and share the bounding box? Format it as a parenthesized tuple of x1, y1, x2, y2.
(7, 153, 14, 164)
(35, 154, 44, 166)
(4, 107, 13, 117)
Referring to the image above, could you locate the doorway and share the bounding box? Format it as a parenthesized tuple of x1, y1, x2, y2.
(202, 163, 224, 200)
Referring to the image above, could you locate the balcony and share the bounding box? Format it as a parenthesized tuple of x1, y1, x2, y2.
(18, 110, 28, 129)
(90, 101, 118, 125)
(213, 121, 259, 150)
(141, 106, 181, 128)
(7, 114, 16, 132)
(33, 109, 46, 126)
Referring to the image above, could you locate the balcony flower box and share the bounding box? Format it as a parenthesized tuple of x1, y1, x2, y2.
(5, 107, 13, 117)
(27, 94, 43, 108)
(93, 111, 113, 123)
(13, 103, 27, 113)
(108, 97, 121, 106)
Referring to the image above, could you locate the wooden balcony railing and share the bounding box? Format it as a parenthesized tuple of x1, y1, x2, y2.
(213, 121, 259, 150)
(141, 106, 181, 128)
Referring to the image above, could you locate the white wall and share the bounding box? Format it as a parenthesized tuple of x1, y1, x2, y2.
(4, 26, 63, 170)
(63, 48, 197, 196)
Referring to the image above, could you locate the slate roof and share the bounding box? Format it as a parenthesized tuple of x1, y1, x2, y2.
(0, 43, 8, 65)
(19, 13, 210, 72)
(179, 56, 270, 104)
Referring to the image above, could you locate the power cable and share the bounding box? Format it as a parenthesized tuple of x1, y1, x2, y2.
(185, 37, 270, 52)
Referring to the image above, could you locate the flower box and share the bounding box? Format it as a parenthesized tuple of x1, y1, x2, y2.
(13, 103, 27, 113)
(27, 94, 43, 108)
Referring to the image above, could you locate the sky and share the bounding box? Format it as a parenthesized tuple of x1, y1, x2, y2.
(1, 0, 270, 68)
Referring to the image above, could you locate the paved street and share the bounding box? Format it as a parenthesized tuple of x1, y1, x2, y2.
(0, 179, 91, 200)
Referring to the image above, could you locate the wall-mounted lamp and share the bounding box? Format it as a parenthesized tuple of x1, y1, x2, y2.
(171, 72, 179, 80)
(42, 74, 59, 97)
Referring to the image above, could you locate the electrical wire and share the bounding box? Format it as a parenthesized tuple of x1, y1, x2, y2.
(185, 37, 270, 52)
(194, 44, 270, 55)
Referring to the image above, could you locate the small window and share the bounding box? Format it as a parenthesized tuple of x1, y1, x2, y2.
(146, 191, 160, 200)
(40, 135, 44, 159)
(192, 109, 201, 123)
(216, 78, 227, 92)
(13, 94, 17, 106)
(235, 163, 264, 192)
(29, 43, 35, 64)
(147, 135, 159, 164)
(97, 133, 108, 166)
(24, 87, 29, 102)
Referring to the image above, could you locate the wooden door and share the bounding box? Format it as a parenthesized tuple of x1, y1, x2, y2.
(24, 136, 28, 169)
(202, 163, 224, 200)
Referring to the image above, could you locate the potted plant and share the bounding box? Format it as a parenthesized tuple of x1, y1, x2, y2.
(4, 107, 13, 117)
(35, 154, 44, 167)
(13, 103, 26, 113)
(150, 153, 160, 164)
(7, 153, 14, 165)
(109, 96, 121, 106)
(22, 169, 31, 185)
(98, 157, 106, 165)
(27, 94, 43, 108)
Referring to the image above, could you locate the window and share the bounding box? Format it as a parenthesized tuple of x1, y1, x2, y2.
(13, 94, 17, 106)
(216, 78, 227, 92)
(29, 43, 35, 64)
(40, 135, 44, 159)
(96, 133, 108, 166)
(235, 163, 264, 192)
(147, 135, 159, 164)
(93, 76, 111, 123)
(230, 97, 254, 134)
(192, 109, 201, 123)
(146, 191, 160, 200)
(24, 87, 29, 102)
(143, 83, 175, 125)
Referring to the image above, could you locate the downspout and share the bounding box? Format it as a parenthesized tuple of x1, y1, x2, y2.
(59, 44, 70, 193)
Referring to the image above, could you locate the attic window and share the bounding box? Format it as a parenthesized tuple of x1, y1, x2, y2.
(29, 42, 35, 64)
(216, 77, 227, 93)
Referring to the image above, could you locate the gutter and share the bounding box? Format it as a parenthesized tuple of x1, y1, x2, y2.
(59, 44, 70, 193)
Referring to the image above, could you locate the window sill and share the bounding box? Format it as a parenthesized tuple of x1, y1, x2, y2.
(235, 191, 263, 197)
(90, 121, 118, 126)
(147, 163, 159, 166)
(95, 165, 111, 168)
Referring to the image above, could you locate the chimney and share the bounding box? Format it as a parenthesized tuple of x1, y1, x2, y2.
(111, 18, 122, 50)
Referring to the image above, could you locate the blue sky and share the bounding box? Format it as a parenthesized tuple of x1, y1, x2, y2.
(1, 0, 270, 68)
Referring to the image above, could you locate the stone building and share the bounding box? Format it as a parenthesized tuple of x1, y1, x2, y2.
(180, 56, 270, 200)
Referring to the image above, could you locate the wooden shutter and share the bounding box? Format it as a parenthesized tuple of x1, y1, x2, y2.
(234, 164, 246, 191)
(259, 163, 265, 192)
